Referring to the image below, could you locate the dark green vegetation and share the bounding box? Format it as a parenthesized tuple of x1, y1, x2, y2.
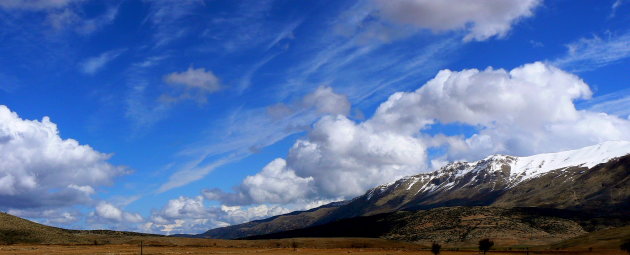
(431, 242, 441, 255)
(479, 238, 494, 254)
(621, 239, 630, 254)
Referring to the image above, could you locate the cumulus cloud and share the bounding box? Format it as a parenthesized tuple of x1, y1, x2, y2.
(208, 114, 427, 204)
(203, 159, 314, 205)
(80, 49, 125, 75)
(267, 86, 351, 119)
(144, 196, 292, 234)
(205, 62, 630, 206)
(301, 86, 352, 115)
(374, 0, 540, 41)
(162, 67, 222, 104)
(8, 208, 80, 225)
(369, 61, 630, 159)
(0, 105, 126, 209)
(90, 202, 143, 224)
(157, 86, 351, 193)
(338, 0, 540, 42)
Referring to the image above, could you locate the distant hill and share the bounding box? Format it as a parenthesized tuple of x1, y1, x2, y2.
(193, 201, 346, 239)
(0, 212, 157, 244)
(0, 211, 428, 249)
(198, 141, 630, 241)
(243, 206, 629, 246)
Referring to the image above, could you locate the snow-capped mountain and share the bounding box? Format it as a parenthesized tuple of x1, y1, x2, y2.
(324, 141, 630, 220)
(199, 141, 630, 239)
(368, 140, 630, 200)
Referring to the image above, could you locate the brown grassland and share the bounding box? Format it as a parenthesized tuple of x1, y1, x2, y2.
(2, 212, 629, 254)
(0, 236, 628, 255)
(0, 243, 626, 255)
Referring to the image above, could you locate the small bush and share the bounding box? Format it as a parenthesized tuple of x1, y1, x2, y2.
(621, 239, 630, 254)
(431, 242, 441, 255)
(479, 238, 494, 254)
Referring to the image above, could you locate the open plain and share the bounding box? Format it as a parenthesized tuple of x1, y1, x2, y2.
(0, 244, 628, 255)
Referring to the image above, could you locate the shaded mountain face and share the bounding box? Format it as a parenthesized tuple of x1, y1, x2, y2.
(199, 141, 630, 239)
(194, 202, 345, 239)
(244, 206, 602, 246)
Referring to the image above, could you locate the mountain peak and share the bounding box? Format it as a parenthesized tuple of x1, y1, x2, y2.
(365, 141, 630, 202)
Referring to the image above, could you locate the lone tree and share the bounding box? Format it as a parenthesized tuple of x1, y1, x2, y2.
(621, 239, 630, 254)
(479, 238, 494, 254)
(431, 242, 441, 255)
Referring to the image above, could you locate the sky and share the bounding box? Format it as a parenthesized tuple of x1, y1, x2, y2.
(0, 0, 629, 235)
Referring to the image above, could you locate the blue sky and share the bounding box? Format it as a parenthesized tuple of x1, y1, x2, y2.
(0, 0, 629, 234)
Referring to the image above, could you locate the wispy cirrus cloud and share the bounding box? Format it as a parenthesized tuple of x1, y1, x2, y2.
(552, 31, 630, 72)
(80, 48, 126, 75)
(585, 88, 630, 119)
(142, 0, 205, 47)
(0, 0, 81, 10)
(156, 86, 352, 193)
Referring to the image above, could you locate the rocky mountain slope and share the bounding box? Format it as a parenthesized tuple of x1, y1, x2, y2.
(244, 206, 619, 246)
(192, 201, 346, 239)
(199, 141, 630, 239)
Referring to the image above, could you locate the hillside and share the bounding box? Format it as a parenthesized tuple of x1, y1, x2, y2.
(0, 212, 158, 244)
(198, 141, 630, 240)
(195, 201, 345, 239)
(244, 206, 630, 246)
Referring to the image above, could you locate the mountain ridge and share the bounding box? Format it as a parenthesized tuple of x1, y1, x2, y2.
(198, 141, 630, 240)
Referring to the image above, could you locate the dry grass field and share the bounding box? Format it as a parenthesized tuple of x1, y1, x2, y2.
(0, 245, 627, 255)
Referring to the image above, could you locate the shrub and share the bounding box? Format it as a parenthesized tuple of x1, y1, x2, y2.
(621, 239, 630, 254)
(479, 238, 494, 254)
(431, 242, 441, 255)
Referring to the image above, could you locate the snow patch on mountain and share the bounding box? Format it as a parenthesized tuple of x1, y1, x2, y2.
(365, 141, 630, 200)
(510, 140, 630, 180)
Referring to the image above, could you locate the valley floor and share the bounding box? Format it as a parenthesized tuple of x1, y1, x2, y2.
(0, 245, 626, 255)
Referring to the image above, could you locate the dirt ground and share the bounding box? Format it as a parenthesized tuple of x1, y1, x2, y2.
(0, 245, 627, 255)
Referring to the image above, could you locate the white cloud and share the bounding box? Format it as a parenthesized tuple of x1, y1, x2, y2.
(157, 86, 351, 193)
(90, 202, 143, 223)
(241, 159, 313, 204)
(553, 32, 630, 72)
(8, 208, 80, 225)
(162, 67, 222, 104)
(143, 0, 205, 47)
(337, 0, 540, 42)
(13, 3, 119, 34)
(301, 86, 351, 116)
(0, 0, 80, 10)
(205, 62, 630, 206)
(208, 114, 427, 204)
(203, 159, 314, 205)
(610, 0, 625, 18)
(0, 105, 126, 209)
(80, 49, 125, 75)
(369, 61, 630, 159)
(144, 196, 292, 234)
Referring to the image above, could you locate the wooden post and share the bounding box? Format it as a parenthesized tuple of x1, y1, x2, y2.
(140, 241, 143, 255)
